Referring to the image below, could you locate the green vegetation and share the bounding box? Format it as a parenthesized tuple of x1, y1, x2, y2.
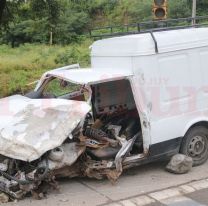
(1, 0, 205, 46)
(43, 78, 81, 97)
(0, 0, 207, 97)
(0, 40, 92, 97)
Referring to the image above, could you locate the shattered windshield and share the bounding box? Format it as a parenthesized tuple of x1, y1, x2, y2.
(42, 77, 91, 101)
(44, 78, 80, 97)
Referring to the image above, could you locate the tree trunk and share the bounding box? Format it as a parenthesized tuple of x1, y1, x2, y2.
(49, 28, 53, 45)
(0, 0, 6, 24)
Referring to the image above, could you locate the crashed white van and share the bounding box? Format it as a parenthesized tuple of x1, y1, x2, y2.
(1, 28, 208, 199)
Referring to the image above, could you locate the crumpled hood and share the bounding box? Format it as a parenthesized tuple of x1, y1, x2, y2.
(0, 95, 91, 162)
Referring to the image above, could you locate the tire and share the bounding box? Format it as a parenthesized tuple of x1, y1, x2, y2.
(180, 126, 208, 166)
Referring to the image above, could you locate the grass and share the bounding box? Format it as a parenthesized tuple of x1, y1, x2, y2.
(0, 39, 92, 98)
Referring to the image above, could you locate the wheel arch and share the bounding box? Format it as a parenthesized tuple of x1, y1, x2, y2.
(183, 120, 208, 137)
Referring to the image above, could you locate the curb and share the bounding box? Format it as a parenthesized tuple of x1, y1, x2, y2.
(105, 178, 208, 206)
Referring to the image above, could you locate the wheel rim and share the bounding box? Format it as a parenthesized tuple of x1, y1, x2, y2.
(188, 135, 207, 159)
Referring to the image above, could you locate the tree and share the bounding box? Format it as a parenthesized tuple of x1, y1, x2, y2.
(168, 0, 191, 18)
(0, 0, 26, 28)
(0, 0, 6, 24)
(197, 0, 208, 15)
(31, 0, 61, 44)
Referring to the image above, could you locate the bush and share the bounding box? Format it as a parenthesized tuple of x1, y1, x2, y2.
(3, 19, 49, 47)
(169, 0, 191, 19)
(54, 11, 90, 44)
(54, 47, 80, 65)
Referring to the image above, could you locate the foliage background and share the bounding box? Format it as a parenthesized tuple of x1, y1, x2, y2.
(0, 0, 207, 97)
(1, 0, 203, 45)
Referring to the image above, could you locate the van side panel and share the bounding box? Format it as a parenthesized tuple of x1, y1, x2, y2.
(133, 46, 208, 147)
(91, 56, 133, 70)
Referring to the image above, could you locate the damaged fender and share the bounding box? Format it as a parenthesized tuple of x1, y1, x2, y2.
(0, 95, 91, 162)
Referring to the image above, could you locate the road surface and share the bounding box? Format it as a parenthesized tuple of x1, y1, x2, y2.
(5, 160, 208, 206)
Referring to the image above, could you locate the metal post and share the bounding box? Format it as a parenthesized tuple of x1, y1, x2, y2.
(137, 23, 140, 32)
(110, 27, 113, 34)
(192, 0, 197, 25)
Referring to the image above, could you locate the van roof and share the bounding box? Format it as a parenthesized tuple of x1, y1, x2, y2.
(91, 28, 208, 56)
(47, 68, 133, 85)
(35, 67, 133, 91)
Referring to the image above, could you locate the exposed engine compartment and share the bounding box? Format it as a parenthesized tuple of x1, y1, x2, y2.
(85, 79, 143, 160)
(83, 109, 143, 161)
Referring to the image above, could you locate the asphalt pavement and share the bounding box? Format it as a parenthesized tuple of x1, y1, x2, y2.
(107, 180, 208, 206)
(4, 160, 208, 206)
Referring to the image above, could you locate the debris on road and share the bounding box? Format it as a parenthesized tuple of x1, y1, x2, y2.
(0, 192, 9, 203)
(166, 154, 193, 174)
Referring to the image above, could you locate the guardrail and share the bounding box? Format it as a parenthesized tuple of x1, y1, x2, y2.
(89, 16, 208, 39)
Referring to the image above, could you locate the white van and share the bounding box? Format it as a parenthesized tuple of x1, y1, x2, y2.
(89, 27, 208, 167)
(29, 27, 208, 167)
(1, 27, 208, 198)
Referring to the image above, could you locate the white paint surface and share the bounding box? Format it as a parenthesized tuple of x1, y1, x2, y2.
(0, 95, 91, 162)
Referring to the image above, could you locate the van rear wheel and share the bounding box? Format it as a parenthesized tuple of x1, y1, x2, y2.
(180, 126, 208, 166)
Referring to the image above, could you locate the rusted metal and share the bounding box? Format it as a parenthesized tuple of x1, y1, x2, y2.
(84, 128, 119, 147)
